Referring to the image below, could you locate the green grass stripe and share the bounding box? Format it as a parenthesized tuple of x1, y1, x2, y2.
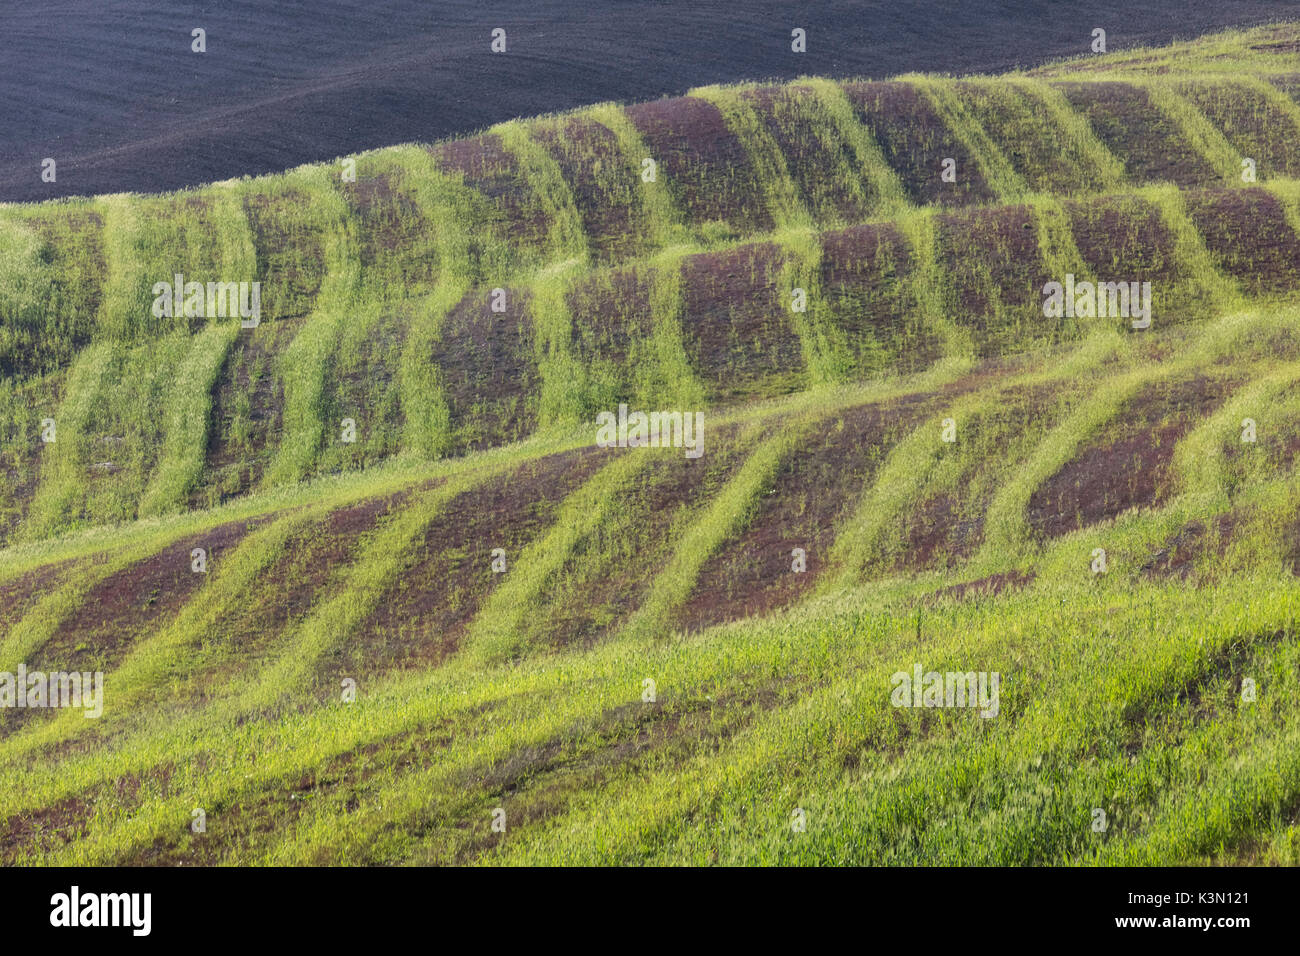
(1008, 77, 1127, 192)
(826, 330, 1129, 586)
(1141, 182, 1242, 315)
(0, 505, 325, 758)
(1174, 358, 1300, 502)
(138, 322, 240, 516)
(397, 282, 468, 460)
(616, 414, 821, 643)
(495, 119, 590, 267)
(461, 449, 656, 664)
(1030, 193, 1089, 281)
(1263, 178, 1300, 241)
(585, 103, 692, 252)
(18, 341, 115, 540)
(893, 208, 976, 367)
(907, 76, 1028, 203)
(776, 227, 854, 384)
(978, 306, 1287, 562)
(262, 167, 361, 488)
(690, 85, 814, 231)
(1138, 77, 1243, 183)
(798, 77, 911, 219)
(639, 248, 708, 409)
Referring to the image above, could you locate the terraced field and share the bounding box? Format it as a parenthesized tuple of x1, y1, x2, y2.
(4, 23, 1300, 865)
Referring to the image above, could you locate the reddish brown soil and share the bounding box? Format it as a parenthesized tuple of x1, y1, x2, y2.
(28, 517, 263, 677)
(243, 190, 327, 322)
(1055, 82, 1219, 188)
(194, 318, 304, 508)
(679, 242, 806, 402)
(430, 133, 552, 257)
(0, 789, 95, 863)
(433, 288, 541, 456)
(820, 222, 943, 374)
(929, 570, 1035, 604)
(935, 205, 1055, 357)
(345, 172, 440, 297)
(349, 446, 607, 673)
(742, 84, 872, 224)
(1176, 80, 1300, 179)
(625, 96, 773, 237)
(533, 116, 653, 264)
(1182, 187, 1300, 295)
(566, 266, 656, 391)
(841, 80, 996, 207)
(535, 423, 750, 648)
(679, 397, 934, 631)
(0, 558, 84, 632)
(1028, 375, 1239, 539)
(1065, 194, 1179, 278)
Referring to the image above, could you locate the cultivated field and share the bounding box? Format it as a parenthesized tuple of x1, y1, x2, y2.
(3, 23, 1300, 864)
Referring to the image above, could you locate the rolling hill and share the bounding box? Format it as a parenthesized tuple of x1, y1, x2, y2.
(3, 22, 1300, 865)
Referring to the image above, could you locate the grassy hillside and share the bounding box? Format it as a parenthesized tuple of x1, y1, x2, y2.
(3, 23, 1300, 865)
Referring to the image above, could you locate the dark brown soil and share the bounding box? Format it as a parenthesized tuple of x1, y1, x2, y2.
(432, 287, 541, 456)
(679, 242, 806, 402)
(565, 266, 657, 401)
(625, 95, 773, 237)
(1065, 194, 1181, 282)
(29, 517, 263, 675)
(0, 558, 84, 632)
(1028, 375, 1240, 539)
(322, 308, 408, 474)
(935, 205, 1055, 357)
(1055, 82, 1220, 188)
(1182, 187, 1300, 295)
(841, 80, 996, 207)
(821, 222, 942, 375)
